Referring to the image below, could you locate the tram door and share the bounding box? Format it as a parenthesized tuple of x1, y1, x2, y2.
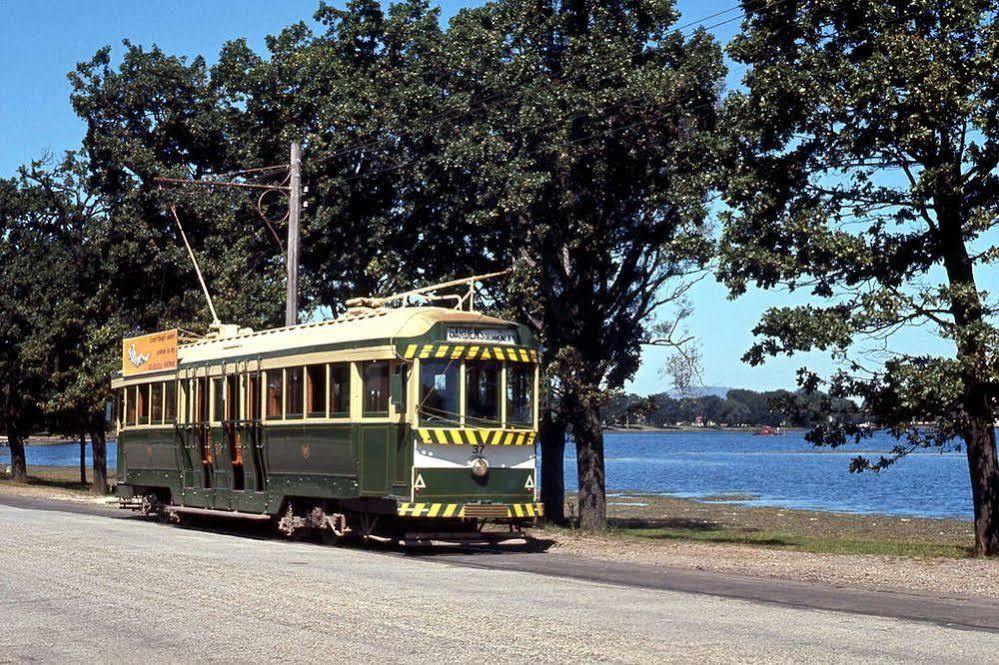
(196, 375, 214, 498)
(176, 373, 215, 508)
(216, 363, 269, 513)
(209, 373, 232, 509)
(237, 367, 269, 512)
(176, 375, 197, 494)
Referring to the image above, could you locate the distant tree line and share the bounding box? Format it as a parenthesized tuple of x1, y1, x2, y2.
(603, 389, 862, 429)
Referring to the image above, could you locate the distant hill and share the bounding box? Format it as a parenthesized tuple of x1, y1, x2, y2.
(666, 385, 732, 399)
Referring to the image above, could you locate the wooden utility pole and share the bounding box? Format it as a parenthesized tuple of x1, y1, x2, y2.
(286, 141, 302, 327)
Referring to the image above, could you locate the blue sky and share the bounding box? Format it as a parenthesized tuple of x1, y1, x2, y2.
(0, 0, 958, 394)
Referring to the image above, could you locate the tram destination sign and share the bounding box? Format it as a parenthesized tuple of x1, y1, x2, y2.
(122, 329, 178, 376)
(446, 327, 516, 345)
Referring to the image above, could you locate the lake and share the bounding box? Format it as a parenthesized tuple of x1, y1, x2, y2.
(566, 430, 973, 520)
(2, 429, 974, 520)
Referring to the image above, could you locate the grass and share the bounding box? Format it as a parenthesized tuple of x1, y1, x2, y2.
(552, 493, 978, 559)
(0, 465, 115, 496)
(612, 523, 973, 558)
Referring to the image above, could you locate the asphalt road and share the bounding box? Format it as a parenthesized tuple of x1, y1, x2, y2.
(1, 498, 998, 663)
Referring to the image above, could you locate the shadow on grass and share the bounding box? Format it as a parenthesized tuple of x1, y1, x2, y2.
(0, 476, 94, 492)
(608, 517, 730, 532)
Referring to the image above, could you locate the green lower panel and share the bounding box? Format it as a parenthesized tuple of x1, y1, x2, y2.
(267, 473, 359, 501)
(414, 467, 535, 503)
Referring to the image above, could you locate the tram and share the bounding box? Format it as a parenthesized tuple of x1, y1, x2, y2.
(111, 279, 541, 545)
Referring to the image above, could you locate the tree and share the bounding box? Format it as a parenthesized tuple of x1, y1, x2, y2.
(18, 156, 124, 493)
(720, 1, 999, 554)
(0, 178, 60, 482)
(68, 1, 724, 531)
(443, 0, 725, 529)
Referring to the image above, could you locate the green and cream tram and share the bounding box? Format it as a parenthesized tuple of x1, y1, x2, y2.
(111, 303, 541, 544)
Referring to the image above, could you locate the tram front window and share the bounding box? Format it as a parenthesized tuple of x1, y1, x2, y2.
(466, 360, 501, 426)
(419, 359, 458, 425)
(507, 364, 534, 427)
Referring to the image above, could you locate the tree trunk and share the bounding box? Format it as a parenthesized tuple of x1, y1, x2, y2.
(89, 426, 108, 495)
(7, 432, 27, 483)
(962, 388, 999, 556)
(539, 413, 567, 524)
(573, 404, 607, 531)
(79, 431, 87, 486)
(938, 197, 999, 555)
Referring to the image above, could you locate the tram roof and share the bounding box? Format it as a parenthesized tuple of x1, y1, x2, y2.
(175, 306, 515, 366)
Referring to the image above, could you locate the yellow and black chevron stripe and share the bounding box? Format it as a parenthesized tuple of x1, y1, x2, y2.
(416, 428, 537, 446)
(397, 502, 544, 518)
(402, 343, 538, 363)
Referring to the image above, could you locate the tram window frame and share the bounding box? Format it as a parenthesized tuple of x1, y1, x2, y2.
(112, 389, 123, 430)
(135, 383, 149, 425)
(150, 382, 164, 424)
(265, 370, 283, 421)
(393, 363, 408, 414)
(419, 358, 460, 426)
(126, 386, 137, 427)
(286, 366, 305, 419)
(306, 364, 326, 419)
(362, 360, 390, 416)
(247, 373, 262, 421)
(164, 380, 177, 423)
(211, 377, 224, 423)
(330, 363, 351, 417)
(196, 377, 209, 423)
(506, 363, 535, 428)
(465, 360, 501, 427)
(180, 380, 190, 424)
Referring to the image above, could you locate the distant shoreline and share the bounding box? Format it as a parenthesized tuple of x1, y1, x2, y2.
(605, 425, 807, 433)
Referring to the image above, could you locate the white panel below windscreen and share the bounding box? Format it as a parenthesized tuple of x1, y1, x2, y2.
(414, 443, 535, 470)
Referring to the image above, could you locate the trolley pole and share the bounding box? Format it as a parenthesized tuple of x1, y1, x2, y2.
(285, 141, 302, 327)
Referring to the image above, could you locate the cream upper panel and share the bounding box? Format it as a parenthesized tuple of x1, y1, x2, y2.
(176, 307, 512, 366)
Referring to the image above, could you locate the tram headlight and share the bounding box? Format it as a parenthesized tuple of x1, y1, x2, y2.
(469, 457, 489, 478)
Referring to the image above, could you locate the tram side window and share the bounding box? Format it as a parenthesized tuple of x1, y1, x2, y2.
(286, 366, 304, 419)
(507, 364, 534, 427)
(212, 378, 224, 422)
(180, 381, 190, 424)
(150, 383, 163, 423)
(306, 364, 326, 418)
(164, 381, 177, 423)
(112, 389, 123, 429)
(266, 370, 283, 420)
(466, 360, 501, 426)
(394, 363, 407, 413)
(196, 377, 209, 423)
(363, 360, 389, 415)
(126, 386, 137, 426)
(247, 374, 261, 421)
(330, 363, 350, 416)
(136, 384, 149, 425)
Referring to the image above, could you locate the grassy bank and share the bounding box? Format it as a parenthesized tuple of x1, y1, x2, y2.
(550, 493, 976, 558)
(0, 464, 116, 497)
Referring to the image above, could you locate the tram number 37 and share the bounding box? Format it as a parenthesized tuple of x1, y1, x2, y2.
(471, 444, 485, 455)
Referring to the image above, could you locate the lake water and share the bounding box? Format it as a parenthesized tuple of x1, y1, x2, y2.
(2, 429, 975, 520)
(565, 431, 973, 520)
